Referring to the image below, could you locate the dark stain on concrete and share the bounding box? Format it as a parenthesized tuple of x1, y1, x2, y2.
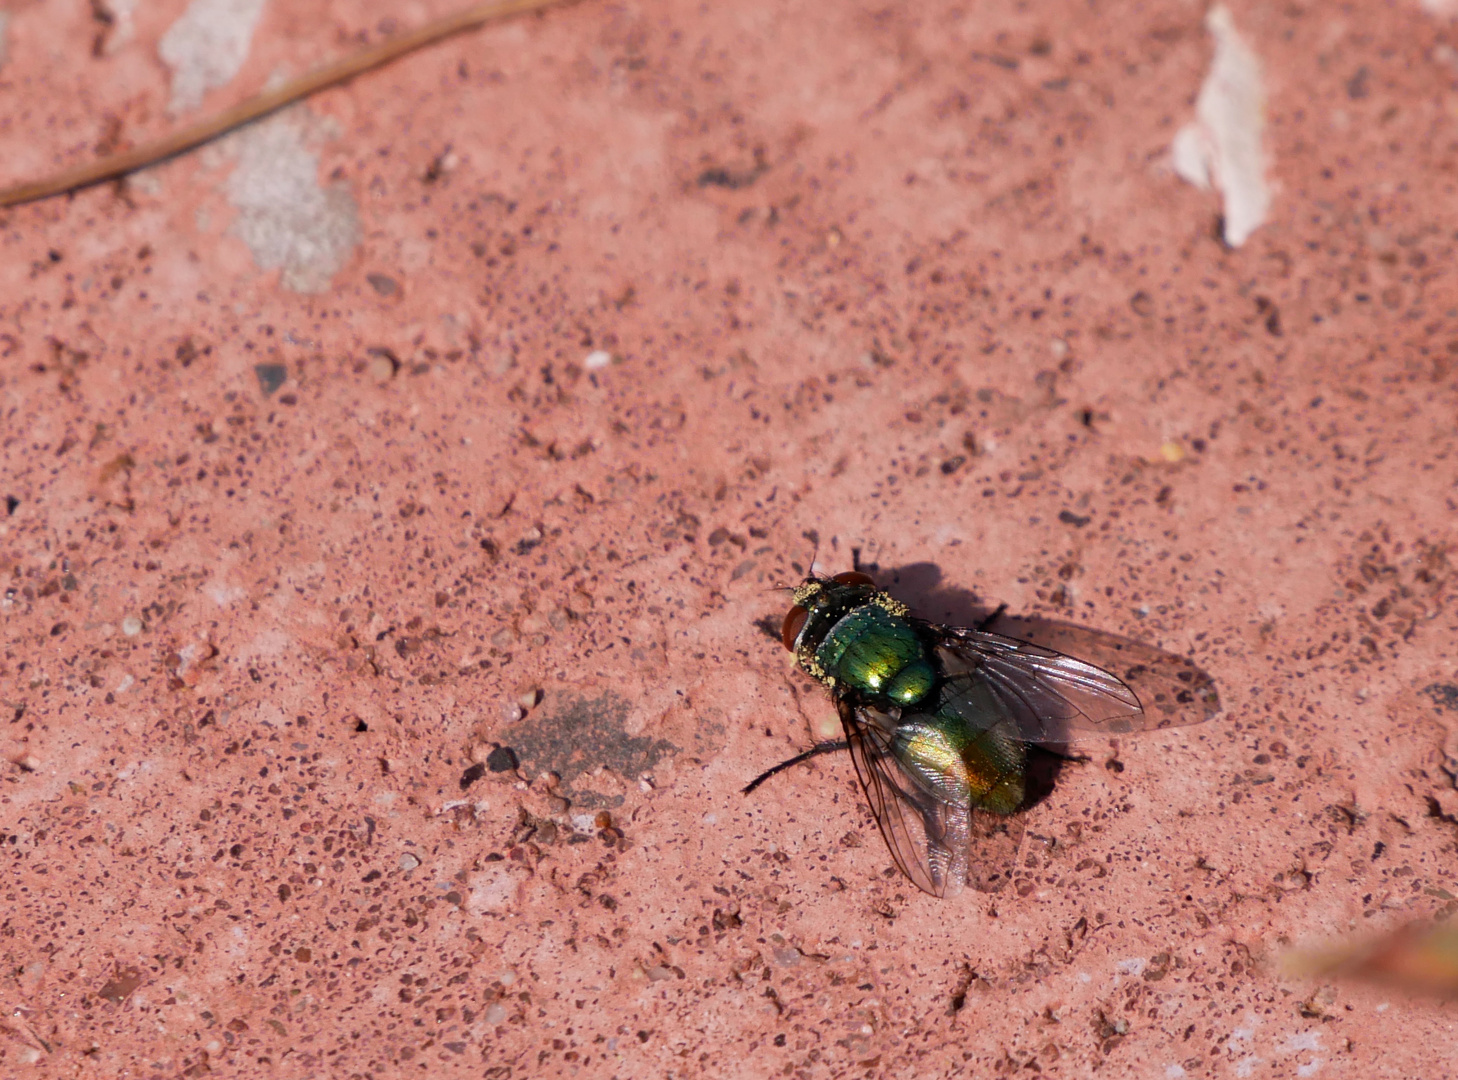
(503, 691, 678, 808)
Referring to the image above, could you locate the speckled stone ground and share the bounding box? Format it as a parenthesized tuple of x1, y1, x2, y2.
(4, 1, 1458, 1077)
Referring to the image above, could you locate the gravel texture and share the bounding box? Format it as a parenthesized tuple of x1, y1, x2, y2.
(3, 0, 1458, 1075)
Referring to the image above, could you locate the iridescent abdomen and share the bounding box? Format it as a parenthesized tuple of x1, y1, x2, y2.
(895, 710, 1027, 815)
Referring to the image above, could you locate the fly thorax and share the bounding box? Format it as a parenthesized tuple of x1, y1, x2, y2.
(811, 601, 935, 705)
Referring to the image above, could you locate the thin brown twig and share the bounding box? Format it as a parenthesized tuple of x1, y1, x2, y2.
(0, 0, 575, 209)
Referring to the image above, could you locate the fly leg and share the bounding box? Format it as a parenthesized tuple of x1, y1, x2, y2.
(975, 603, 1008, 632)
(742, 740, 850, 794)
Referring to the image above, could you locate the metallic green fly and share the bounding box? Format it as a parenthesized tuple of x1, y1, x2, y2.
(746, 570, 1219, 897)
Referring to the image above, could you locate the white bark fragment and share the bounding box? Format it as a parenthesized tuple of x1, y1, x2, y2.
(1171, 5, 1270, 247)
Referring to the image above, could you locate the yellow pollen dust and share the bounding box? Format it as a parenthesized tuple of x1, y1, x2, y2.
(791, 581, 823, 607)
(873, 593, 909, 617)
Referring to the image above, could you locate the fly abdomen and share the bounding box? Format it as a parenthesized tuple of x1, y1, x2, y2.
(897, 716, 1027, 815)
(814, 603, 936, 705)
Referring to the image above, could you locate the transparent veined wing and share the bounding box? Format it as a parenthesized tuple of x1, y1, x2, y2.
(979, 616, 1222, 731)
(838, 699, 1024, 897)
(926, 621, 1218, 746)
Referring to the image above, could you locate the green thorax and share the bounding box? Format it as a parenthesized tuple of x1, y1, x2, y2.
(800, 593, 936, 707)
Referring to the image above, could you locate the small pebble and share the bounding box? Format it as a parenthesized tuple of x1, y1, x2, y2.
(253, 363, 287, 396)
(484, 1004, 507, 1024)
(366, 273, 399, 297)
(121, 616, 142, 637)
(584, 350, 612, 369)
(518, 687, 542, 711)
(594, 810, 614, 829)
(399, 853, 421, 871)
(485, 746, 519, 773)
(500, 700, 524, 724)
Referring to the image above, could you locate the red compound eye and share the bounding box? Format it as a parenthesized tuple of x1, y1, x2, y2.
(831, 571, 875, 587)
(781, 605, 809, 651)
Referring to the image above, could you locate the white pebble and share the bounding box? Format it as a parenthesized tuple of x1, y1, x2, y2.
(399, 853, 421, 871)
(121, 616, 143, 637)
(584, 350, 612, 369)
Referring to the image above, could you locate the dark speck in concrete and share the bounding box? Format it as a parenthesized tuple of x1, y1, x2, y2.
(367, 273, 400, 296)
(485, 746, 519, 773)
(1424, 684, 1458, 713)
(254, 363, 287, 397)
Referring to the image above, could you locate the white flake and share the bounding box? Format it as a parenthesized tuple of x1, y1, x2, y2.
(1171, 6, 1270, 247)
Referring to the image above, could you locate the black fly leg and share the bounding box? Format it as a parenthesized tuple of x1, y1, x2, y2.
(975, 603, 1008, 633)
(742, 740, 850, 794)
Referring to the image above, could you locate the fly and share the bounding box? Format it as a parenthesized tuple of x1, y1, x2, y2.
(746, 570, 1218, 896)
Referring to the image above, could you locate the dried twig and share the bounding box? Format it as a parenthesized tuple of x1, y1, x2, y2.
(0, 0, 575, 209)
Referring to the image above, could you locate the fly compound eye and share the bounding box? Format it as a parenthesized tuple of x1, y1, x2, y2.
(781, 605, 809, 651)
(831, 571, 876, 587)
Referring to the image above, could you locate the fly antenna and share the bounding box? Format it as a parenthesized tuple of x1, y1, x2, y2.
(800, 530, 825, 579)
(767, 534, 821, 591)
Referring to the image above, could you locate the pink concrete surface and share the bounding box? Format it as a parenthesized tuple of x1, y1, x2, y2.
(3, 0, 1458, 1076)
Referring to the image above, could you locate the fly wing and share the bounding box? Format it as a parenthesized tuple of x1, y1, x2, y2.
(840, 698, 942, 896)
(928, 624, 1148, 746)
(979, 616, 1222, 730)
(839, 698, 1022, 897)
